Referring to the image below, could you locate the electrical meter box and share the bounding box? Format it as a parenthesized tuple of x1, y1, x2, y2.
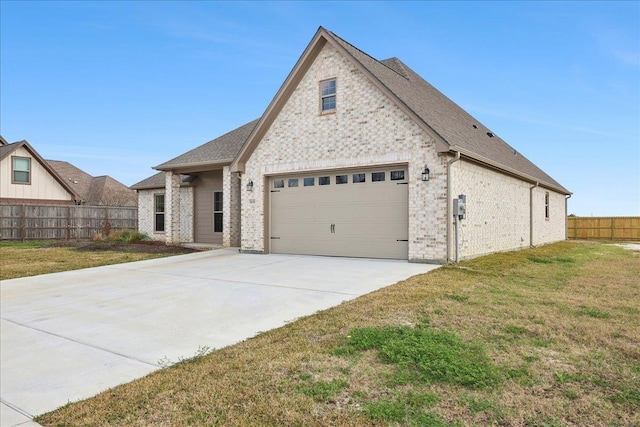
(453, 194, 467, 220)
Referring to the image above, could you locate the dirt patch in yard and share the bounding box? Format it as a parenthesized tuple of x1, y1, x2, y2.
(46, 240, 203, 254)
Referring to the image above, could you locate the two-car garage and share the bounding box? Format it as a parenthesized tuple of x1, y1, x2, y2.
(269, 166, 409, 259)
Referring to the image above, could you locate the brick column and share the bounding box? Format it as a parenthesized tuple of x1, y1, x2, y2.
(165, 171, 181, 244)
(223, 166, 242, 247)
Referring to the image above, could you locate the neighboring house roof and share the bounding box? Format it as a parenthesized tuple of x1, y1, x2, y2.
(0, 135, 8, 146)
(48, 160, 137, 207)
(0, 140, 81, 201)
(46, 160, 93, 201)
(154, 119, 260, 172)
(231, 27, 569, 195)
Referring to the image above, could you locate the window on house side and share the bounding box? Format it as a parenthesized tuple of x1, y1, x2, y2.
(214, 191, 223, 233)
(545, 192, 550, 220)
(12, 157, 31, 184)
(320, 78, 336, 112)
(154, 194, 165, 232)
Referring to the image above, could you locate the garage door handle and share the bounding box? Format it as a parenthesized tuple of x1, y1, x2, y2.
(396, 239, 408, 242)
(330, 224, 335, 233)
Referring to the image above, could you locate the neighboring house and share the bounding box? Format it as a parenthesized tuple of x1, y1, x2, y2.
(0, 138, 80, 205)
(47, 160, 137, 207)
(0, 137, 136, 207)
(133, 27, 570, 263)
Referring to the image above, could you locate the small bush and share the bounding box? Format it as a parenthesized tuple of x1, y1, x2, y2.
(93, 230, 149, 243)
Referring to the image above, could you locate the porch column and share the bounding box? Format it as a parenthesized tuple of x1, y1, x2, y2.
(165, 171, 181, 244)
(223, 166, 241, 247)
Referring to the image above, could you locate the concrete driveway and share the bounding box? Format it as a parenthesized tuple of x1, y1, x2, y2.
(0, 248, 437, 426)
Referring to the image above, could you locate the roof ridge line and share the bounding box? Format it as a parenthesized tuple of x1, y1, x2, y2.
(327, 30, 408, 80)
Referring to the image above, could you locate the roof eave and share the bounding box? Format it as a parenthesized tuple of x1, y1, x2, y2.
(449, 145, 571, 195)
(154, 158, 233, 172)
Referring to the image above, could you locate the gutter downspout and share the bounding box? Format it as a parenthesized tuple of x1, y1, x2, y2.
(529, 182, 539, 247)
(565, 194, 572, 240)
(446, 151, 461, 263)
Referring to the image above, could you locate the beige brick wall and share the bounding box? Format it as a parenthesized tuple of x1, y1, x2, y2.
(532, 187, 566, 245)
(137, 186, 194, 243)
(241, 43, 448, 261)
(450, 160, 566, 259)
(137, 190, 158, 239)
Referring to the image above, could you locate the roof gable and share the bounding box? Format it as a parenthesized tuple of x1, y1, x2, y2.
(231, 27, 568, 194)
(0, 140, 80, 201)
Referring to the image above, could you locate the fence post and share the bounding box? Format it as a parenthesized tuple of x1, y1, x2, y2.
(611, 218, 615, 241)
(20, 204, 26, 242)
(66, 206, 71, 241)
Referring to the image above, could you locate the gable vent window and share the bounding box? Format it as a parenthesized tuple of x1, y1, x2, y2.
(320, 78, 336, 112)
(12, 156, 31, 184)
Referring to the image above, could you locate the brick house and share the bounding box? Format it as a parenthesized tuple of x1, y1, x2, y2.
(132, 27, 570, 263)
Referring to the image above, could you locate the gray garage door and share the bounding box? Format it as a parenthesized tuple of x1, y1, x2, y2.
(269, 166, 408, 259)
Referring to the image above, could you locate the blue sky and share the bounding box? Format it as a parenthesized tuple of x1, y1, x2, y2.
(1, 1, 638, 216)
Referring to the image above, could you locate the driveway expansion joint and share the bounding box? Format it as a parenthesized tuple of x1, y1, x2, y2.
(1, 398, 33, 419)
(1, 317, 159, 368)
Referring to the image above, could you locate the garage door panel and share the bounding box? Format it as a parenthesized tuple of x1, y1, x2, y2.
(269, 167, 408, 260)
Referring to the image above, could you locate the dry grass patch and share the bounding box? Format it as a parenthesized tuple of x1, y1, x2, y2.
(0, 240, 181, 280)
(37, 241, 639, 426)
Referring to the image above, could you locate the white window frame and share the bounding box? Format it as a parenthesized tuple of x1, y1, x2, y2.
(545, 192, 550, 220)
(320, 78, 336, 113)
(214, 191, 223, 233)
(154, 193, 165, 233)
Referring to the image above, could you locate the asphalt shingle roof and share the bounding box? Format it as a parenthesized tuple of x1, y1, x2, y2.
(328, 30, 569, 193)
(48, 160, 137, 206)
(155, 119, 260, 170)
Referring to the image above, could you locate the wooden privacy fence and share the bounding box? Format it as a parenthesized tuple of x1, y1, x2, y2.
(567, 216, 640, 241)
(0, 204, 138, 241)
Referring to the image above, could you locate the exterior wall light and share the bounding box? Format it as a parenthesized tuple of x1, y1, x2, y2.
(422, 165, 430, 181)
(246, 180, 254, 192)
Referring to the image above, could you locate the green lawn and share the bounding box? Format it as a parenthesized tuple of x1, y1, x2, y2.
(0, 240, 176, 280)
(36, 241, 640, 426)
